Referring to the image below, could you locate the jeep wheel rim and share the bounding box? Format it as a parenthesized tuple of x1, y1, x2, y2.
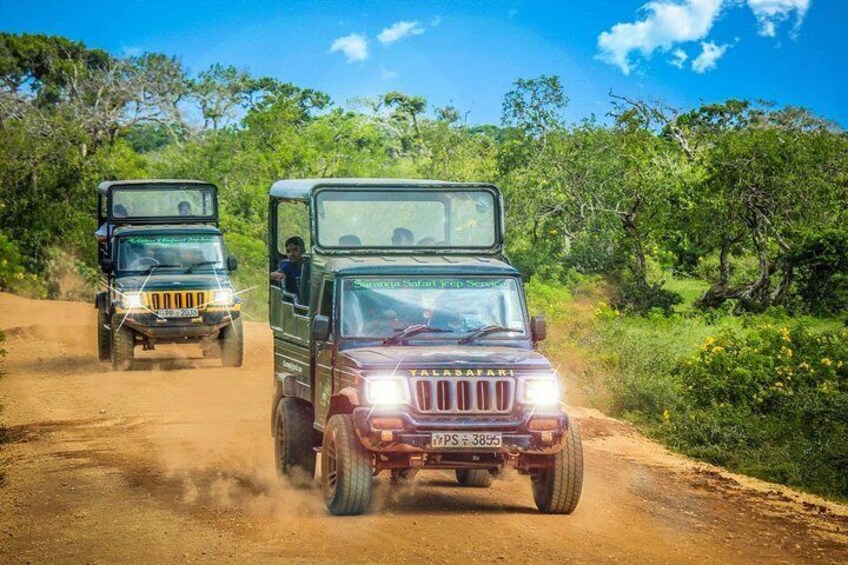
(324, 430, 338, 497)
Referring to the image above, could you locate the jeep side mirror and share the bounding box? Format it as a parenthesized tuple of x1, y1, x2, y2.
(227, 255, 238, 272)
(530, 315, 547, 343)
(312, 314, 330, 342)
(100, 258, 113, 272)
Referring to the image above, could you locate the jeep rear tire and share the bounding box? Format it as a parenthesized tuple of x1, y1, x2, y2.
(219, 317, 243, 367)
(455, 469, 495, 488)
(274, 398, 316, 481)
(531, 422, 583, 514)
(322, 414, 372, 516)
(110, 314, 135, 371)
(97, 310, 111, 362)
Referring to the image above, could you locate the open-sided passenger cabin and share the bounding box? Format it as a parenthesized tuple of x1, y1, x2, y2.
(267, 178, 508, 399)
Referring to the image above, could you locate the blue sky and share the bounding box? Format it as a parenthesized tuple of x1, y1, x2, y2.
(1, 0, 845, 125)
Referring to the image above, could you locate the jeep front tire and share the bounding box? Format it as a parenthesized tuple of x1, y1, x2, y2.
(219, 317, 243, 367)
(97, 310, 111, 362)
(322, 414, 372, 516)
(110, 314, 135, 371)
(531, 422, 583, 514)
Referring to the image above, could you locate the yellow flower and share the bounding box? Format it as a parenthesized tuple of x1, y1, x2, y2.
(662, 409, 670, 423)
(822, 358, 833, 367)
(780, 327, 791, 342)
(711, 345, 724, 354)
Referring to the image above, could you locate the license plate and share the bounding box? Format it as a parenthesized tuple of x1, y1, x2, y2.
(430, 432, 502, 449)
(157, 308, 199, 318)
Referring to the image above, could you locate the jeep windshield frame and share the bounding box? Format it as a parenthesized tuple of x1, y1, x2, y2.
(337, 275, 530, 342)
(313, 187, 501, 253)
(98, 180, 219, 226)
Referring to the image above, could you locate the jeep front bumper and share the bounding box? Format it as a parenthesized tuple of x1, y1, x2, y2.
(352, 407, 569, 455)
(114, 307, 239, 339)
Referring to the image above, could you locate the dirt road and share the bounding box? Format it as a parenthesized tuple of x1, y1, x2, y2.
(0, 292, 846, 564)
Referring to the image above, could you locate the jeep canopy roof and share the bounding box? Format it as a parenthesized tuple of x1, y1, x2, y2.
(98, 179, 218, 226)
(313, 254, 519, 277)
(269, 178, 505, 256)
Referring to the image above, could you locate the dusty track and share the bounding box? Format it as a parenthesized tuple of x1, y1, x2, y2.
(0, 292, 846, 564)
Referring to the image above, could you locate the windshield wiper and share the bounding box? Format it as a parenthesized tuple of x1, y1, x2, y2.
(185, 260, 218, 273)
(383, 324, 449, 345)
(458, 325, 521, 344)
(140, 263, 180, 275)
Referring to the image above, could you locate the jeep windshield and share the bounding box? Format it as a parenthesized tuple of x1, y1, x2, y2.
(116, 234, 225, 274)
(315, 189, 498, 249)
(340, 277, 527, 339)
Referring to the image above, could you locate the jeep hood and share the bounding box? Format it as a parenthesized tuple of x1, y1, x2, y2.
(115, 273, 231, 291)
(338, 346, 552, 371)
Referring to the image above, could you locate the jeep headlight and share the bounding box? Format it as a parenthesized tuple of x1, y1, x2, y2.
(521, 377, 561, 407)
(366, 377, 409, 406)
(212, 289, 234, 305)
(122, 292, 144, 309)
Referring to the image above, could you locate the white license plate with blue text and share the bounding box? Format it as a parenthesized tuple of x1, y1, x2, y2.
(157, 308, 198, 318)
(430, 432, 502, 449)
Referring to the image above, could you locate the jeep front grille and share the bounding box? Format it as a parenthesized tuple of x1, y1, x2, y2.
(412, 378, 514, 414)
(148, 291, 209, 310)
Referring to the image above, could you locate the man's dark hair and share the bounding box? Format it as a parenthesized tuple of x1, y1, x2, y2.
(178, 200, 192, 214)
(285, 236, 305, 251)
(392, 227, 414, 245)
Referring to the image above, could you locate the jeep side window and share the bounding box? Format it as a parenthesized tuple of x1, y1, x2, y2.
(319, 279, 335, 339)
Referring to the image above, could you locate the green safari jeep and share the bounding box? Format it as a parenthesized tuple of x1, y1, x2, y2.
(268, 179, 583, 515)
(95, 180, 243, 370)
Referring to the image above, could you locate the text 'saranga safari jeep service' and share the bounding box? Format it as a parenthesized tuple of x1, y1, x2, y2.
(269, 178, 582, 515)
(95, 180, 243, 370)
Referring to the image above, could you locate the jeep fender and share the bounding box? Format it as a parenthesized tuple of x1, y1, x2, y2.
(326, 387, 361, 422)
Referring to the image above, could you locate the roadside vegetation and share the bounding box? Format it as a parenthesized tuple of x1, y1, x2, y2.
(1, 33, 846, 499)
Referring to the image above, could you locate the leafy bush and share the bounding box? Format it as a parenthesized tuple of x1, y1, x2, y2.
(695, 251, 762, 287)
(0, 232, 47, 298)
(525, 276, 572, 321)
(789, 229, 848, 314)
(670, 325, 848, 498)
(609, 269, 682, 315)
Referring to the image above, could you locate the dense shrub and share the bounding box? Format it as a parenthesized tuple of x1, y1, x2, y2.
(670, 325, 848, 498)
(789, 230, 848, 314)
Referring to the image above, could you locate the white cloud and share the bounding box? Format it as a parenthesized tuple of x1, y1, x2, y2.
(746, 0, 810, 37)
(381, 67, 399, 80)
(596, 0, 811, 74)
(330, 33, 368, 63)
(430, 16, 442, 27)
(691, 40, 731, 72)
(597, 0, 724, 74)
(670, 48, 689, 68)
(378, 21, 425, 45)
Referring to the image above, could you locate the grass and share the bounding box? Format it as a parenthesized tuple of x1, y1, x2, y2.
(663, 277, 710, 311)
